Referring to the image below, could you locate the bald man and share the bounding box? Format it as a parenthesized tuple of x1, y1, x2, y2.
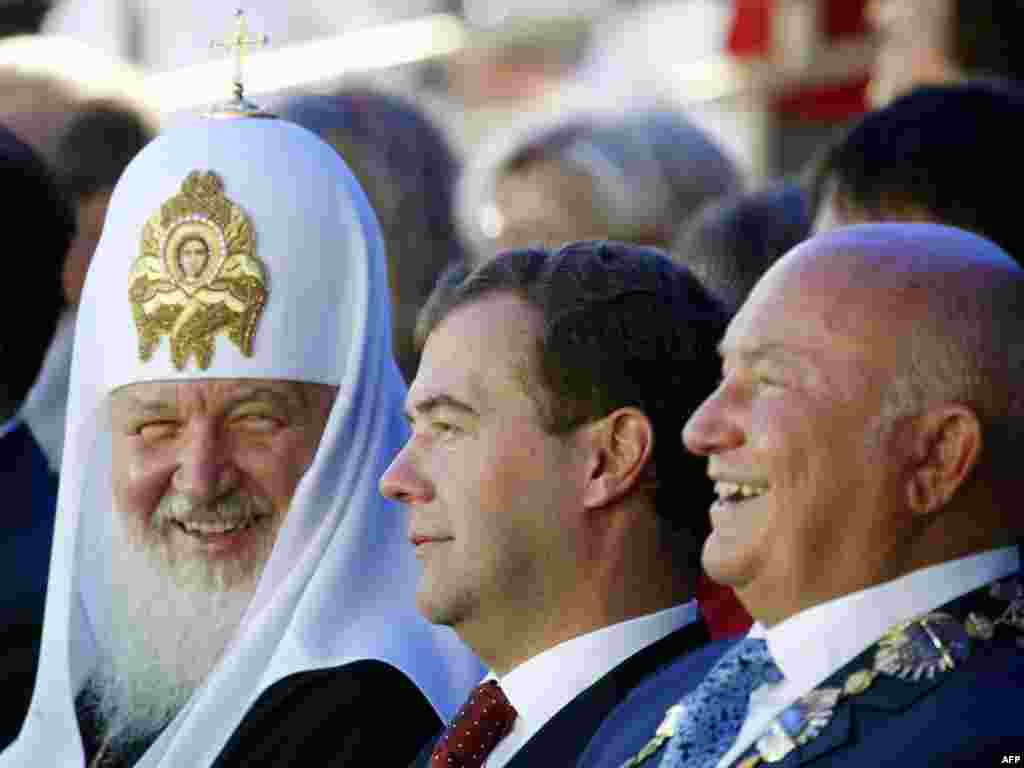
(579, 223, 1024, 768)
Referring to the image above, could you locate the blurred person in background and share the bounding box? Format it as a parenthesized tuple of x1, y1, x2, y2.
(812, 80, 1024, 267)
(868, 0, 1024, 106)
(458, 109, 743, 265)
(0, 0, 48, 37)
(673, 180, 811, 312)
(414, 258, 471, 355)
(0, 122, 76, 750)
(21, 99, 155, 472)
(0, 34, 152, 162)
(0, 69, 79, 160)
(278, 88, 465, 384)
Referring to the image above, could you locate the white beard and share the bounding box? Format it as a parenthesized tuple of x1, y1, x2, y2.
(84, 494, 274, 755)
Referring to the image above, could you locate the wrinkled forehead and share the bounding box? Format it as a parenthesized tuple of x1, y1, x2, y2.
(726, 240, 914, 366)
(412, 294, 543, 411)
(108, 377, 326, 410)
(103, 381, 340, 448)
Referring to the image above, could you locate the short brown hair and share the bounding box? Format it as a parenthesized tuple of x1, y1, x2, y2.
(418, 240, 729, 558)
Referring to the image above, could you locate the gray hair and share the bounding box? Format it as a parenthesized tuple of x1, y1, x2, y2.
(831, 228, 1024, 471)
(459, 109, 742, 261)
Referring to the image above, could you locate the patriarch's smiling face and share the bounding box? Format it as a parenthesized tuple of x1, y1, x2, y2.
(93, 377, 335, 748)
(108, 377, 335, 591)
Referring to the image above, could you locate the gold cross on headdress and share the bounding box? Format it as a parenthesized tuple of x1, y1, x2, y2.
(211, 8, 269, 102)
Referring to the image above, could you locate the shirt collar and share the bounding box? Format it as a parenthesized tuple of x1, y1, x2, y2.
(483, 601, 700, 761)
(755, 546, 1020, 695)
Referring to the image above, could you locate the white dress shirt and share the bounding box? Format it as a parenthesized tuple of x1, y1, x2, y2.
(717, 546, 1021, 768)
(483, 600, 700, 767)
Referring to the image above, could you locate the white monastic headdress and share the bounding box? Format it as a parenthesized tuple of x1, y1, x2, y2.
(2, 103, 482, 765)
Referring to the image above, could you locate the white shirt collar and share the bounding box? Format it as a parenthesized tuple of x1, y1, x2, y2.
(483, 600, 700, 767)
(719, 546, 1020, 768)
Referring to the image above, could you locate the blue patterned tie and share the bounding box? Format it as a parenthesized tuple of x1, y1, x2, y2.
(657, 637, 782, 768)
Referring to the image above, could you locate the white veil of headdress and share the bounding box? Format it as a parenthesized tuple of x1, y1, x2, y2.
(1, 115, 483, 766)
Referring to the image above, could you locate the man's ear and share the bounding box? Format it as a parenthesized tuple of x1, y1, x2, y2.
(905, 404, 983, 517)
(581, 407, 654, 511)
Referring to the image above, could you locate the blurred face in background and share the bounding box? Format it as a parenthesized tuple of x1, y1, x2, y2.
(812, 180, 938, 235)
(63, 189, 112, 306)
(483, 159, 603, 257)
(868, 0, 960, 107)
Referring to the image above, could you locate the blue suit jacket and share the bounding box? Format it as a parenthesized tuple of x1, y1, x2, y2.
(587, 568, 1024, 768)
(575, 637, 733, 768)
(722, 577, 1024, 768)
(0, 420, 58, 749)
(410, 617, 712, 768)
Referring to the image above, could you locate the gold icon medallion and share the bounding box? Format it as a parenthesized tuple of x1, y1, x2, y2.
(129, 171, 268, 370)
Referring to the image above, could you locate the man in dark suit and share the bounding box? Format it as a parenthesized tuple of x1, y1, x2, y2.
(596, 222, 1024, 768)
(0, 124, 74, 750)
(381, 241, 730, 768)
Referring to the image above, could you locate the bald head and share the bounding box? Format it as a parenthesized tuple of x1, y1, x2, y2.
(779, 221, 1020, 288)
(768, 223, 1024, 443)
(684, 222, 1022, 623)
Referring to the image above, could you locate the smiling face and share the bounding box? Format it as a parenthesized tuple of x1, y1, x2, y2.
(682, 249, 909, 625)
(379, 293, 588, 663)
(109, 378, 336, 591)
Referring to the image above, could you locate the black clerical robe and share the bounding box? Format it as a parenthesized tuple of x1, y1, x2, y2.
(76, 661, 439, 767)
(212, 660, 440, 766)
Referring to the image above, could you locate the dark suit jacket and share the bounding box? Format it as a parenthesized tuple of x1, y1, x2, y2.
(575, 637, 733, 768)
(410, 618, 711, 768)
(212, 660, 442, 767)
(586, 571, 1024, 768)
(0, 420, 58, 750)
(721, 577, 1024, 768)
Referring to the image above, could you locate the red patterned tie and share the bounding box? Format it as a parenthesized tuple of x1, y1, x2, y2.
(431, 681, 518, 768)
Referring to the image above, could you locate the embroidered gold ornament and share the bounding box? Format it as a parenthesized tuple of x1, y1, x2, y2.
(732, 592, 1024, 768)
(129, 171, 268, 370)
(875, 613, 969, 681)
(754, 687, 841, 763)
